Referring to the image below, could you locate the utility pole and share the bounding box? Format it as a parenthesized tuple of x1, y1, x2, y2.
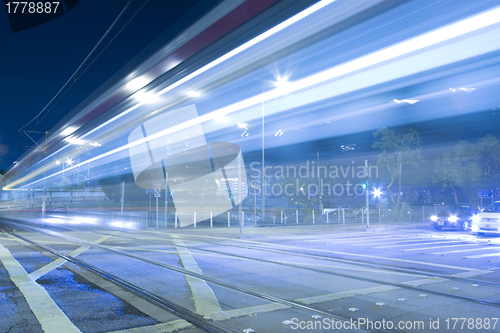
(164, 171, 168, 229)
(120, 181, 125, 213)
(262, 100, 265, 224)
(365, 160, 370, 229)
(42, 131, 48, 219)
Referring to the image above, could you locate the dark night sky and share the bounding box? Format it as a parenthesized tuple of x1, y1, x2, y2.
(0, 0, 211, 172)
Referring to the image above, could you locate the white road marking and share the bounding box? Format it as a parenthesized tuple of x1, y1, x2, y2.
(28, 232, 119, 280)
(0, 241, 81, 333)
(400, 277, 449, 287)
(464, 252, 500, 259)
(175, 234, 491, 273)
(402, 243, 479, 252)
(172, 235, 221, 315)
(205, 302, 290, 320)
(105, 320, 193, 333)
(373, 240, 461, 248)
(432, 246, 500, 255)
(450, 270, 495, 278)
(296, 285, 401, 305)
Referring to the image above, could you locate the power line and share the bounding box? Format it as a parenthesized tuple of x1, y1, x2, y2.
(19, 0, 135, 132)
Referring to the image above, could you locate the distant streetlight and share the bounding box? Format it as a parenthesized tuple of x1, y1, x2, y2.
(374, 188, 382, 197)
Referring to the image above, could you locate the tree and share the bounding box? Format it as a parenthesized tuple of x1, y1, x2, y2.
(372, 127, 424, 220)
(432, 141, 482, 203)
(477, 134, 500, 188)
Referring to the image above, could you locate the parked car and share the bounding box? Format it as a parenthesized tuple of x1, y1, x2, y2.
(471, 201, 500, 235)
(430, 204, 481, 231)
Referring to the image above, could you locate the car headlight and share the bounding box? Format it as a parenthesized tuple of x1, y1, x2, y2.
(472, 215, 481, 223)
(448, 216, 459, 222)
(431, 215, 438, 221)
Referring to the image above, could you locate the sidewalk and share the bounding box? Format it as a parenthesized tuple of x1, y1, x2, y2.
(161, 220, 433, 239)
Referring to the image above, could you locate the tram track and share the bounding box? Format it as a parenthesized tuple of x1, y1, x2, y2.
(1, 220, 396, 333)
(102, 230, 500, 308)
(0, 226, 235, 333)
(4, 219, 500, 332)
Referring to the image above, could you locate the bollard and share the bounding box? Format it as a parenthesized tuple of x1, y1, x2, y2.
(210, 212, 213, 227)
(422, 206, 424, 222)
(326, 211, 329, 224)
(228, 212, 230, 227)
(281, 211, 283, 224)
(338, 208, 340, 224)
(296, 210, 298, 224)
(362, 209, 364, 224)
(175, 213, 178, 228)
(273, 214, 275, 225)
(194, 212, 196, 228)
(379, 205, 381, 223)
(342, 208, 345, 227)
(313, 210, 315, 224)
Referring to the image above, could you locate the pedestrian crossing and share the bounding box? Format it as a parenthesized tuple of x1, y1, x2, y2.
(320, 232, 500, 259)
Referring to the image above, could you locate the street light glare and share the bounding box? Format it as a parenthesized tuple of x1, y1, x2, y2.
(374, 189, 382, 197)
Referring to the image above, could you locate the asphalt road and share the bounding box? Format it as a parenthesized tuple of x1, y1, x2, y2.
(0, 220, 499, 333)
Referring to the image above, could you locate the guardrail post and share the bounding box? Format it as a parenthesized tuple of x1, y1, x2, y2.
(312, 210, 315, 224)
(326, 211, 329, 224)
(210, 212, 213, 227)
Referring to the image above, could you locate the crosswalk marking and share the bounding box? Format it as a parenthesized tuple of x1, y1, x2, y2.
(432, 246, 500, 255)
(373, 240, 461, 249)
(401, 243, 478, 252)
(464, 252, 500, 259)
(174, 233, 490, 272)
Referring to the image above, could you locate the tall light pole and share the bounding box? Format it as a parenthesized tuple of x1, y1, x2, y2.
(262, 76, 289, 224)
(262, 99, 265, 224)
(365, 159, 369, 229)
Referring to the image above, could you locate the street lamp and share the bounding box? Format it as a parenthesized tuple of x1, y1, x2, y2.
(261, 76, 290, 223)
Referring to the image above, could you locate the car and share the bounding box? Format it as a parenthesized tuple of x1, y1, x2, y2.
(471, 201, 500, 235)
(430, 204, 481, 231)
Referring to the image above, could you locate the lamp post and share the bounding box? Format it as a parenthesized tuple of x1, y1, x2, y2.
(262, 77, 290, 224)
(365, 160, 369, 228)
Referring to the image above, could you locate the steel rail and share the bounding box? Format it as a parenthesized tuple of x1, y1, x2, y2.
(0, 227, 236, 333)
(3, 220, 397, 333)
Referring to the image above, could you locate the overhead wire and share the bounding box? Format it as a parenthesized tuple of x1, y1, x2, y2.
(19, 0, 135, 132)
(34, 0, 152, 127)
